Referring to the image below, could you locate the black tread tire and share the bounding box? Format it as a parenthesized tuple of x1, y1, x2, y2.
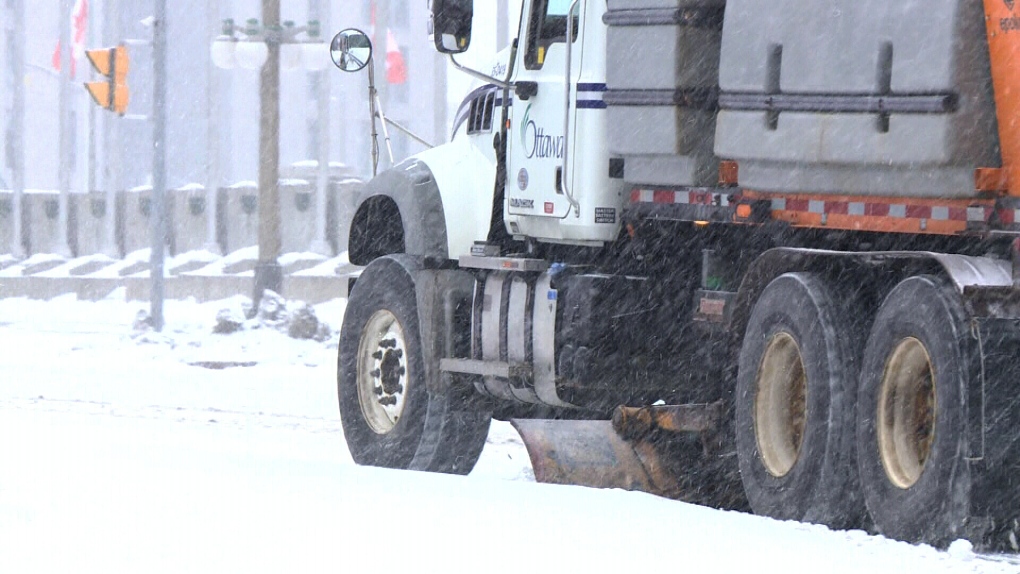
(338, 255, 490, 474)
(856, 275, 972, 545)
(736, 272, 867, 528)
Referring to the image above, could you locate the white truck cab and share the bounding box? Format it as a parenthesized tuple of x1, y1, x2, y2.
(502, 0, 624, 245)
(336, 0, 621, 264)
(428, 0, 624, 253)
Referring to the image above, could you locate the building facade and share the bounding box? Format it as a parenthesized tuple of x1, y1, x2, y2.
(0, 0, 448, 198)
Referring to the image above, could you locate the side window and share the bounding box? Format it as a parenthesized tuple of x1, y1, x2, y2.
(524, 0, 579, 70)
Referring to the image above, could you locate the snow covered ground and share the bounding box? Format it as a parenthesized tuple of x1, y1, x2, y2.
(0, 292, 1017, 573)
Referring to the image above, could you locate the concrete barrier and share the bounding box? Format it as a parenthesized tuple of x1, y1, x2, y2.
(126, 273, 252, 302)
(280, 162, 362, 256)
(98, 176, 374, 260)
(279, 179, 314, 254)
(284, 274, 348, 304)
(329, 178, 363, 254)
(0, 261, 353, 303)
(120, 187, 175, 256)
(24, 191, 69, 255)
(0, 190, 16, 256)
(171, 184, 212, 255)
(71, 192, 116, 257)
(218, 182, 259, 254)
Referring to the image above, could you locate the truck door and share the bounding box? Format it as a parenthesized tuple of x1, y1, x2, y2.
(506, 0, 584, 221)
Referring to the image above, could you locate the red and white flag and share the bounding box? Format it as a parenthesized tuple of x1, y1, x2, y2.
(385, 29, 408, 85)
(370, 2, 408, 85)
(52, 0, 89, 78)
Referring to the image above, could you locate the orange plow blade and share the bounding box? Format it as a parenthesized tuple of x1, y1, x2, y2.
(511, 404, 749, 510)
(510, 419, 681, 498)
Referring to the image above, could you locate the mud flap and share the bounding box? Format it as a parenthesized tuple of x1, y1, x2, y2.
(968, 317, 1020, 544)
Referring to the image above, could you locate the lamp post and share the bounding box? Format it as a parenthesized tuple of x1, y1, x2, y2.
(152, 0, 168, 331)
(6, 0, 25, 259)
(308, 0, 332, 257)
(204, 0, 222, 257)
(101, 0, 121, 259)
(56, 0, 74, 258)
(210, 12, 328, 305)
(256, 0, 282, 305)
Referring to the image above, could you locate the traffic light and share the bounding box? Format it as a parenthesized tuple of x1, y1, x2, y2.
(84, 45, 129, 116)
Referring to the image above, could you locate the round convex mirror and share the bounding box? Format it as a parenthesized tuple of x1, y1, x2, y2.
(331, 28, 373, 72)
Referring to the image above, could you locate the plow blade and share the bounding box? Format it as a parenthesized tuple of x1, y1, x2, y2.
(510, 419, 683, 499)
(511, 404, 749, 509)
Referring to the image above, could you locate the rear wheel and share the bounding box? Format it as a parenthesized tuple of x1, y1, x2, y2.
(736, 273, 867, 528)
(338, 255, 491, 474)
(856, 275, 972, 544)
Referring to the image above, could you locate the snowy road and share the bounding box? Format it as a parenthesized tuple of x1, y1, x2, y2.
(0, 294, 1017, 573)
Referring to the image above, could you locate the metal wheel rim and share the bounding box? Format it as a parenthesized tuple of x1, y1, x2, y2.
(877, 337, 936, 489)
(755, 332, 808, 478)
(356, 309, 410, 435)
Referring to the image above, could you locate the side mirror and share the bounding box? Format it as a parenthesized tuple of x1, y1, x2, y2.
(330, 28, 373, 73)
(430, 0, 473, 54)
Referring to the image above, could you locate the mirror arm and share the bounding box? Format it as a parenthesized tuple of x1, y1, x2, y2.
(376, 113, 436, 149)
(368, 63, 382, 176)
(375, 98, 396, 165)
(561, 0, 581, 218)
(449, 54, 511, 89)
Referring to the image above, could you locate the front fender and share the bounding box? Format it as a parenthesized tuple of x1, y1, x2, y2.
(414, 138, 498, 259)
(351, 159, 450, 261)
(351, 137, 498, 263)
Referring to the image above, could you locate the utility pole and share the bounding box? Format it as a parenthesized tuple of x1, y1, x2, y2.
(151, 0, 168, 331)
(56, 0, 74, 257)
(86, 0, 98, 221)
(309, 0, 331, 256)
(7, 0, 25, 258)
(254, 0, 283, 303)
(102, 0, 120, 257)
(205, 0, 221, 255)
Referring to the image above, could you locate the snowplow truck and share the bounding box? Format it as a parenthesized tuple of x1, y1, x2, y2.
(335, 0, 1020, 548)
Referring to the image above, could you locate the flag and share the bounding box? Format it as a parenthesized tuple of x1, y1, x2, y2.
(52, 0, 89, 79)
(370, 2, 408, 85)
(386, 29, 407, 85)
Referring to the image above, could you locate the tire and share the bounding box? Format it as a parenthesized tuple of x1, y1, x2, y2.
(736, 273, 867, 528)
(856, 275, 972, 545)
(338, 255, 491, 474)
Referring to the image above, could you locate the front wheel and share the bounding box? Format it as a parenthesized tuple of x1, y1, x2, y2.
(338, 255, 491, 474)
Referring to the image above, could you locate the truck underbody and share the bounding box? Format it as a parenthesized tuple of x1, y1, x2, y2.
(342, 194, 1020, 549)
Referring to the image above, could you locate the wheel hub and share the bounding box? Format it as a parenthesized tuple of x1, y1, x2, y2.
(357, 310, 410, 434)
(755, 331, 808, 478)
(878, 337, 936, 489)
